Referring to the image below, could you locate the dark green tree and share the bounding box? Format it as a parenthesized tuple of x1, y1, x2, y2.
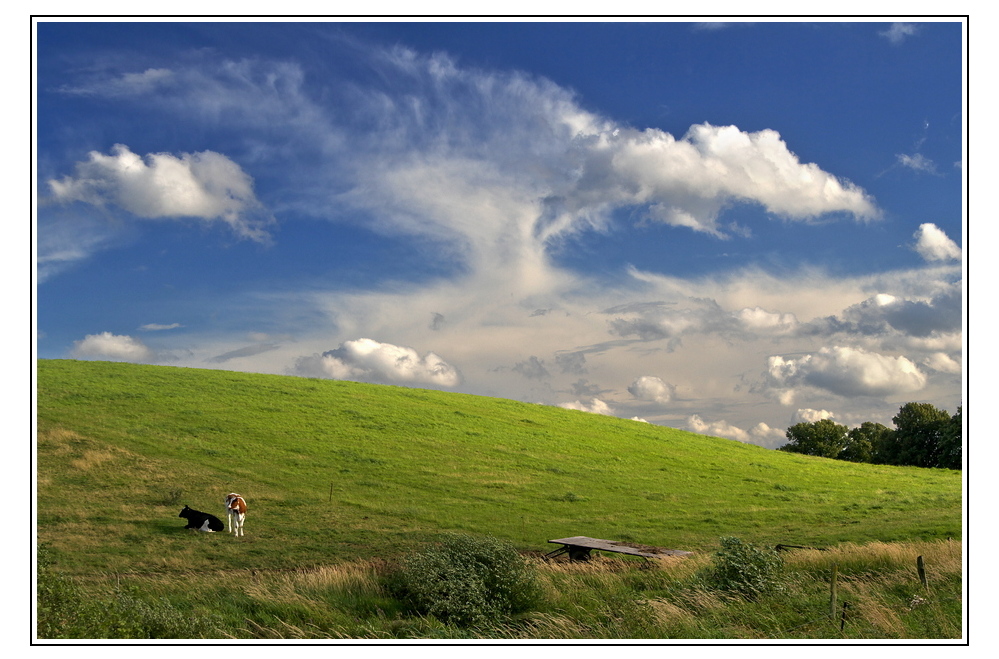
(890, 402, 952, 468)
(936, 406, 963, 470)
(841, 421, 892, 463)
(778, 418, 849, 459)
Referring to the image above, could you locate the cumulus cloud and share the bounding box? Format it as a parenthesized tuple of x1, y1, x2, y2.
(687, 414, 784, 447)
(913, 223, 961, 262)
(764, 345, 927, 401)
(880, 23, 919, 45)
(793, 408, 837, 423)
(559, 398, 614, 416)
(628, 375, 676, 404)
(559, 123, 879, 238)
(70, 332, 155, 363)
(735, 307, 798, 334)
(922, 352, 961, 374)
(48, 144, 272, 242)
(829, 287, 962, 338)
(295, 338, 460, 387)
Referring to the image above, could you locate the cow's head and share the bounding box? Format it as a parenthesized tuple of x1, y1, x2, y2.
(179, 505, 191, 518)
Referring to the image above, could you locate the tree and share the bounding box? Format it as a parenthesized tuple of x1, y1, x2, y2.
(890, 402, 952, 468)
(841, 421, 892, 463)
(936, 406, 963, 470)
(778, 419, 849, 459)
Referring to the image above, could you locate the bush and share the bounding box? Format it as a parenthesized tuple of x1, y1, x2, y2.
(702, 536, 785, 601)
(388, 533, 541, 627)
(37, 543, 221, 639)
(36, 543, 84, 639)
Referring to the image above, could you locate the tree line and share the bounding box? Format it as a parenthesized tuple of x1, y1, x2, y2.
(778, 402, 962, 469)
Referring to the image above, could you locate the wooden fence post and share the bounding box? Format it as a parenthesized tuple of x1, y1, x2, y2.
(917, 555, 927, 589)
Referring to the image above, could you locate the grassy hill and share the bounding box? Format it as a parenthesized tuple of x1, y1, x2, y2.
(36, 359, 962, 576)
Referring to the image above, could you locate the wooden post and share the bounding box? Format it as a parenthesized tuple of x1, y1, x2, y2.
(840, 601, 849, 631)
(829, 563, 838, 620)
(917, 555, 927, 589)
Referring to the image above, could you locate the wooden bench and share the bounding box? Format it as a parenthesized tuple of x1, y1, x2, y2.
(545, 536, 693, 562)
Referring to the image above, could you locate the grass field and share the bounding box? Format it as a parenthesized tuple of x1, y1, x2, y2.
(35, 359, 964, 639)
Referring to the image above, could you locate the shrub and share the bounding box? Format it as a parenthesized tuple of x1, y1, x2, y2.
(37, 543, 221, 639)
(388, 533, 541, 627)
(36, 543, 84, 639)
(702, 536, 785, 601)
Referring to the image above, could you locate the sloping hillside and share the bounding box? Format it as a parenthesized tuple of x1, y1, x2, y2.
(36, 359, 962, 574)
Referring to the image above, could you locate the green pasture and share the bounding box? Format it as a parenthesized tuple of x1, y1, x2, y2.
(36, 359, 962, 576)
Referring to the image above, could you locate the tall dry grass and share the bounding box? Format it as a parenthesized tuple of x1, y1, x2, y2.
(53, 540, 962, 640)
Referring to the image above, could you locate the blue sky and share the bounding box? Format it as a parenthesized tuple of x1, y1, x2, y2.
(34, 19, 965, 447)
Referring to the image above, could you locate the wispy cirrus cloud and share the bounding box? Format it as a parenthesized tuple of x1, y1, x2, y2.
(140, 323, 182, 331)
(879, 22, 919, 45)
(897, 153, 938, 174)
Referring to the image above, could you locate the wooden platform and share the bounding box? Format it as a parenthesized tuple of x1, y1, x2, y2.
(546, 536, 694, 561)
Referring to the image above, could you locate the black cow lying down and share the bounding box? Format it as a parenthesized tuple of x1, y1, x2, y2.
(179, 505, 224, 532)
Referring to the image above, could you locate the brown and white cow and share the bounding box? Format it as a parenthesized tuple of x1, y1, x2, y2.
(224, 493, 247, 536)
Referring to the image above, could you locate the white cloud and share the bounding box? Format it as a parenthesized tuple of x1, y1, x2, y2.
(628, 375, 676, 404)
(295, 338, 460, 387)
(897, 153, 937, 174)
(880, 23, 919, 45)
(687, 414, 785, 447)
(914, 223, 961, 262)
(36, 211, 122, 283)
(793, 408, 836, 423)
(48, 144, 272, 242)
(558, 398, 614, 416)
(70, 332, 155, 363)
(922, 352, 961, 374)
(140, 323, 182, 331)
(59, 67, 175, 96)
(560, 123, 879, 238)
(765, 345, 927, 400)
(736, 306, 798, 334)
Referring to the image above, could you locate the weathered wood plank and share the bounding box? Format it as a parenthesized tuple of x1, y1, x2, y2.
(548, 536, 693, 558)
